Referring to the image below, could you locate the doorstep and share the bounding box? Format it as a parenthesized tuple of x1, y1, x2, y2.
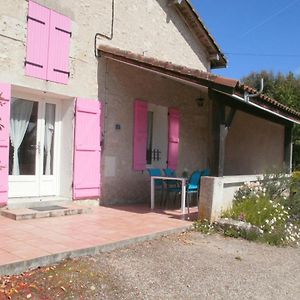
(0, 204, 92, 220)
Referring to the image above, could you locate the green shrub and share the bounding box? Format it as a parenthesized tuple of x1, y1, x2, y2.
(223, 174, 300, 246)
(285, 171, 300, 217)
(223, 228, 240, 238)
(261, 169, 291, 201)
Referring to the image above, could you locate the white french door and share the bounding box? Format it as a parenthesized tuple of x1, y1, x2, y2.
(8, 98, 60, 198)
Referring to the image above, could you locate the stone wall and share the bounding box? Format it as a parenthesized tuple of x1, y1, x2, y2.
(0, 0, 210, 101)
(0, 0, 212, 203)
(99, 58, 210, 204)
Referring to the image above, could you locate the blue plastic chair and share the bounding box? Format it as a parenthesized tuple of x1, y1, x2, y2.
(163, 168, 183, 207)
(163, 168, 179, 187)
(201, 168, 210, 177)
(163, 168, 176, 177)
(186, 170, 202, 215)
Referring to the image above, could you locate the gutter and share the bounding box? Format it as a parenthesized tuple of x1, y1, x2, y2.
(228, 92, 299, 125)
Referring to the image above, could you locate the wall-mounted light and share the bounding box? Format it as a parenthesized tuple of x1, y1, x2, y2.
(195, 97, 205, 107)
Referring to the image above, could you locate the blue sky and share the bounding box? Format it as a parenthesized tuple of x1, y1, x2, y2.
(190, 0, 300, 80)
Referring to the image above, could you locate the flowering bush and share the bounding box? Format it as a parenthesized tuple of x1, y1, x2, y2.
(261, 170, 291, 200)
(223, 176, 300, 246)
(233, 181, 266, 203)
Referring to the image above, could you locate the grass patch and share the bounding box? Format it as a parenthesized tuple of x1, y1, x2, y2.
(193, 219, 216, 235)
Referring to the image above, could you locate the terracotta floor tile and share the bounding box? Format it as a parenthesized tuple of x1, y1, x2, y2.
(35, 243, 72, 254)
(10, 245, 51, 260)
(0, 250, 22, 265)
(0, 204, 195, 268)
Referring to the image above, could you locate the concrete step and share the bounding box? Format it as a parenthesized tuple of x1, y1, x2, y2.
(0, 204, 92, 221)
(7, 197, 71, 209)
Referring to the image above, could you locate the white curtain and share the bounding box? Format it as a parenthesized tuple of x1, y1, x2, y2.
(44, 104, 55, 175)
(10, 99, 34, 175)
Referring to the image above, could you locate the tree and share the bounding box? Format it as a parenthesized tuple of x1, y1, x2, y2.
(241, 71, 300, 170)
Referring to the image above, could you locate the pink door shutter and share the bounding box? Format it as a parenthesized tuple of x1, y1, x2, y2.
(73, 98, 101, 199)
(133, 100, 148, 171)
(167, 108, 180, 170)
(47, 10, 71, 84)
(0, 83, 11, 206)
(25, 0, 50, 80)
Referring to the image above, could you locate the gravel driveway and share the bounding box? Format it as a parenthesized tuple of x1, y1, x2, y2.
(1, 232, 300, 299)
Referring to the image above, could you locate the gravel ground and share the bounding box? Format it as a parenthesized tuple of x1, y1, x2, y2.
(1, 232, 300, 299)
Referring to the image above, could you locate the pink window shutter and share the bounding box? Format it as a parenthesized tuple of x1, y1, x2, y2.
(133, 100, 148, 171)
(73, 98, 101, 199)
(167, 108, 180, 170)
(25, 1, 50, 80)
(0, 83, 11, 206)
(47, 10, 71, 84)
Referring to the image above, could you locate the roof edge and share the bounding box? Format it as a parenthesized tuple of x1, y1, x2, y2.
(173, 0, 227, 69)
(98, 44, 300, 124)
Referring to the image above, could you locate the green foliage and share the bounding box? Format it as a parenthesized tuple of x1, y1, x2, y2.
(193, 219, 216, 235)
(223, 195, 288, 230)
(222, 227, 259, 241)
(239, 229, 260, 241)
(261, 168, 291, 201)
(284, 171, 300, 217)
(241, 71, 300, 111)
(222, 172, 300, 246)
(223, 228, 240, 238)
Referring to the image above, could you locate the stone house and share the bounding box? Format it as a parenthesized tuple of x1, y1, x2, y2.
(0, 0, 299, 220)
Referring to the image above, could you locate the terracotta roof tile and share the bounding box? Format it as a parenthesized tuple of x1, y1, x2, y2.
(98, 44, 237, 88)
(237, 83, 300, 118)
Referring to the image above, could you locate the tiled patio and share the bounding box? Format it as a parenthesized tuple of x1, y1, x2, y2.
(0, 204, 197, 275)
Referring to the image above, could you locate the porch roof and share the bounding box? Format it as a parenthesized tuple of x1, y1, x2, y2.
(98, 44, 300, 124)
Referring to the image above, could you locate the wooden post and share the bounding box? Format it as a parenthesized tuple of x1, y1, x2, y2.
(211, 102, 227, 177)
(218, 124, 226, 177)
(210, 90, 236, 177)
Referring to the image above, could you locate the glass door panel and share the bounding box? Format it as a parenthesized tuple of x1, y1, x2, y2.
(43, 103, 56, 175)
(9, 99, 38, 176)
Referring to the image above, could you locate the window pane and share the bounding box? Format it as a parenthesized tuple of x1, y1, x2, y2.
(146, 111, 153, 165)
(43, 103, 56, 175)
(9, 99, 38, 175)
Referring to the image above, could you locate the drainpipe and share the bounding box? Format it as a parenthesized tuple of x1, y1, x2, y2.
(94, 0, 115, 57)
(244, 78, 264, 102)
(93, 0, 115, 202)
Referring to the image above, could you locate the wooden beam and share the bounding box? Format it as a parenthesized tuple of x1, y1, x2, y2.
(218, 124, 226, 177)
(225, 107, 236, 128)
(210, 95, 227, 177)
(210, 89, 292, 127)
